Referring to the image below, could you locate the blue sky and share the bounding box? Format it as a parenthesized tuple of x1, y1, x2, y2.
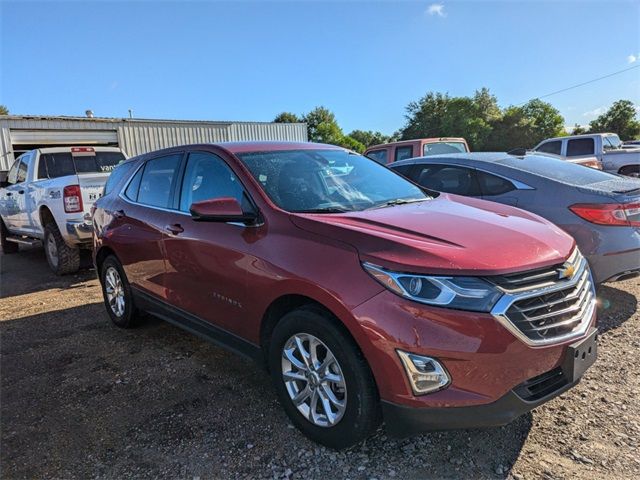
(1, 0, 639, 134)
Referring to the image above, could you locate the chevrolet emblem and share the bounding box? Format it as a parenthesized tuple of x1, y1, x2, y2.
(559, 264, 575, 280)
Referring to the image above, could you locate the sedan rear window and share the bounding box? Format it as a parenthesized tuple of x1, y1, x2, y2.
(503, 155, 622, 186)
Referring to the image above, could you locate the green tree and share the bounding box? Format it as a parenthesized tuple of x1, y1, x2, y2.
(571, 123, 587, 135)
(348, 130, 390, 147)
(301, 106, 344, 144)
(273, 112, 300, 123)
(484, 99, 565, 151)
(339, 135, 366, 153)
(519, 98, 565, 141)
(399, 88, 501, 150)
(0, 105, 8, 115)
(589, 100, 640, 140)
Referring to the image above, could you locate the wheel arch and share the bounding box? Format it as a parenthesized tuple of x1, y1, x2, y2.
(258, 293, 372, 370)
(39, 205, 56, 229)
(94, 245, 119, 276)
(618, 164, 640, 176)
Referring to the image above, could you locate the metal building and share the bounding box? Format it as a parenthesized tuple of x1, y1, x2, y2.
(0, 115, 308, 172)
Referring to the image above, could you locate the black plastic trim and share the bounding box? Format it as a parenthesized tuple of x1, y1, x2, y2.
(131, 287, 263, 363)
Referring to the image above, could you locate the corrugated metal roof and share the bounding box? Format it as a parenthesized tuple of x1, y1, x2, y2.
(0, 115, 307, 170)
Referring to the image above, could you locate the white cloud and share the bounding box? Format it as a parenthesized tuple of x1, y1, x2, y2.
(427, 3, 446, 17)
(583, 107, 605, 118)
(628, 54, 638, 64)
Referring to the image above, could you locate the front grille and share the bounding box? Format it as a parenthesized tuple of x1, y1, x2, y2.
(491, 249, 595, 345)
(488, 248, 579, 292)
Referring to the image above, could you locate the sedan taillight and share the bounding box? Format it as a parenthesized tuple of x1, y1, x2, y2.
(570, 202, 640, 227)
(63, 185, 84, 213)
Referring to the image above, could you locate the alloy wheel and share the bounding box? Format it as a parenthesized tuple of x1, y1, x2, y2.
(281, 333, 347, 427)
(104, 266, 126, 317)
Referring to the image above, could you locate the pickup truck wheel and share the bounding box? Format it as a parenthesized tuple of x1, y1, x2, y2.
(99, 256, 139, 328)
(619, 165, 640, 178)
(269, 307, 381, 449)
(1, 218, 19, 254)
(44, 222, 80, 275)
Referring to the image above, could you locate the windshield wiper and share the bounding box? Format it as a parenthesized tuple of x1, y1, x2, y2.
(367, 198, 427, 210)
(292, 207, 351, 214)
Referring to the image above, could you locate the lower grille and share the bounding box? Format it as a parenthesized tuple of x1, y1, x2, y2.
(491, 250, 595, 346)
(514, 367, 567, 401)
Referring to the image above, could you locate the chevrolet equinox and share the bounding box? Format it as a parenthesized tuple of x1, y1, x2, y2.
(93, 142, 597, 449)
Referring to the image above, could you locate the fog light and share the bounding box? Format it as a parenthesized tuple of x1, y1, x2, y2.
(397, 350, 450, 395)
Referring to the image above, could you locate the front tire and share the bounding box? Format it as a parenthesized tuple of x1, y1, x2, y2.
(44, 222, 80, 275)
(269, 307, 381, 449)
(99, 255, 139, 328)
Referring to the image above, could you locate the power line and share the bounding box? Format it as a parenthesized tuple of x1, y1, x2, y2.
(518, 64, 640, 105)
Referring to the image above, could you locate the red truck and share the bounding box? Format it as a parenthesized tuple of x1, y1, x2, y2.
(364, 137, 470, 164)
(92, 141, 597, 449)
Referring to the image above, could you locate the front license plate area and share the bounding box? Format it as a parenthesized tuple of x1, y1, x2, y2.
(564, 328, 597, 382)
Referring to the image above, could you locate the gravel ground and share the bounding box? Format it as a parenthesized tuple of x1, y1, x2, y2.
(1, 246, 639, 479)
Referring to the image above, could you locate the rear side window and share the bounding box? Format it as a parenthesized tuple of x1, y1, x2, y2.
(536, 140, 562, 155)
(366, 149, 388, 165)
(124, 167, 144, 202)
(412, 165, 481, 196)
(39, 151, 126, 178)
(566, 138, 595, 156)
(104, 161, 136, 196)
(394, 146, 414, 162)
(476, 171, 515, 196)
(136, 154, 182, 208)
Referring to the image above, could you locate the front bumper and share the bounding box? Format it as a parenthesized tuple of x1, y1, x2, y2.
(65, 219, 93, 245)
(383, 328, 598, 437)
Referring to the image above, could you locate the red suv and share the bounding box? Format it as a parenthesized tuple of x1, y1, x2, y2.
(93, 142, 597, 449)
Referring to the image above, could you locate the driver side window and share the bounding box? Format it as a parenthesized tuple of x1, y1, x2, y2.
(179, 152, 247, 212)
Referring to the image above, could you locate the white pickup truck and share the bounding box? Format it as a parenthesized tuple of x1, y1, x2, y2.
(0, 146, 127, 274)
(533, 133, 640, 177)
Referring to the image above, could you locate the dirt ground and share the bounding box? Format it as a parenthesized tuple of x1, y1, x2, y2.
(1, 246, 639, 479)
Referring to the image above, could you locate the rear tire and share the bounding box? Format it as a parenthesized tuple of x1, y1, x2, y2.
(0, 218, 19, 254)
(43, 222, 80, 275)
(269, 306, 381, 449)
(99, 255, 139, 328)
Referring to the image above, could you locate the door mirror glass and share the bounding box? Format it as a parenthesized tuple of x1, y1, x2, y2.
(190, 197, 256, 224)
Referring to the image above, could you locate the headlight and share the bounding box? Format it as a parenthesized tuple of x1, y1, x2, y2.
(362, 262, 503, 312)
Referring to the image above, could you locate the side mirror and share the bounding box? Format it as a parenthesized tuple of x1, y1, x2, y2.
(189, 197, 257, 225)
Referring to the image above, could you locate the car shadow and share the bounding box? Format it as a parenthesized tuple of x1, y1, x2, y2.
(0, 245, 96, 299)
(1, 301, 532, 479)
(596, 282, 638, 333)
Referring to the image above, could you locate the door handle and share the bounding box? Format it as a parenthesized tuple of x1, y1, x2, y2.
(18, 190, 24, 194)
(113, 209, 125, 219)
(5, 192, 12, 197)
(165, 224, 184, 235)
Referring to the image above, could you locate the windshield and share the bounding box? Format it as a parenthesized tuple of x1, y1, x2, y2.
(603, 134, 622, 150)
(505, 155, 623, 186)
(423, 142, 467, 156)
(237, 149, 430, 213)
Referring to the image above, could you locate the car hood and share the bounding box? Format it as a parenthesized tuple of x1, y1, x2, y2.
(289, 194, 574, 276)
